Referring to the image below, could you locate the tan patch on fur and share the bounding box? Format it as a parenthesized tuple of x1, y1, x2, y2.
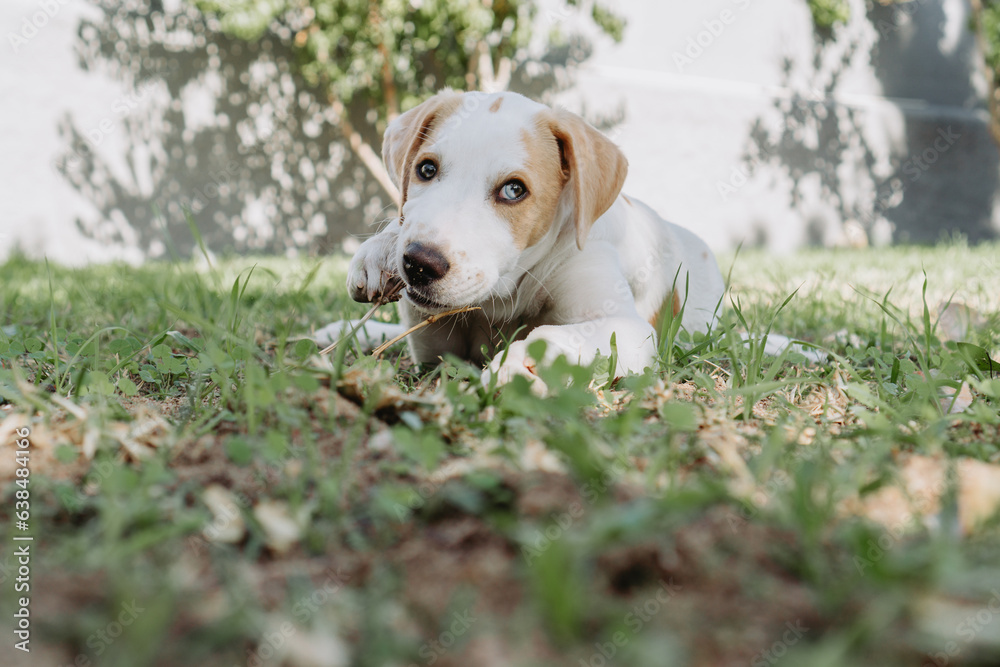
(623, 194, 634, 207)
(495, 123, 567, 250)
(393, 94, 464, 211)
(489, 96, 504, 113)
(650, 291, 682, 330)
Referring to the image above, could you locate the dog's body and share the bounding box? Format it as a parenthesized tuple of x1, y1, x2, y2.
(316, 90, 726, 383)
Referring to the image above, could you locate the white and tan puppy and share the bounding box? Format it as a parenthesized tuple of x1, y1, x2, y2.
(316, 90, 726, 384)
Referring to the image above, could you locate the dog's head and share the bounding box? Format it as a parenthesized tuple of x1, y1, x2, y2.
(381, 90, 628, 313)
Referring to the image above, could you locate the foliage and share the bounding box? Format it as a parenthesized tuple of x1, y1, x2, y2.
(968, 2, 1000, 143)
(192, 0, 625, 117)
(981, 1, 1000, 74)
(3, 243, 1000, 665)
(806, 0, 851, 30)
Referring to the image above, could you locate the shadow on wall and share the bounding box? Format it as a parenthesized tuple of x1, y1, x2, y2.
(60, 0, 390, 260)
(740, 0, 999, 246)
(867, 0, 999, 244)
(57, 0, 589, 260)
(740, 26, 879, 248)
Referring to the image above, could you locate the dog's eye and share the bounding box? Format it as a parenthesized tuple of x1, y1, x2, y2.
(498, 180, 528, 202)
(416, 159, 438, 181)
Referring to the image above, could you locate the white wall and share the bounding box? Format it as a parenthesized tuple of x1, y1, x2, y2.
(547, 0, 999, 250)
(2, 0, 149, 263)
(2, 0, 998, 264)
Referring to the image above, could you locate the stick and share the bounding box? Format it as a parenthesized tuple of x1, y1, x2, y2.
(318, 301, 383, 355)
(371, 306, 481, 358)
(319, 273, 404, 355)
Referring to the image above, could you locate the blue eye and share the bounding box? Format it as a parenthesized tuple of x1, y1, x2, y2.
(499, 180, 527, 202)
(416, 159, 438, 181)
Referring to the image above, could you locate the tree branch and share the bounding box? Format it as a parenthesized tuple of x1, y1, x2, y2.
(369, 0, 400, 120)
(331, 99, 400, 206)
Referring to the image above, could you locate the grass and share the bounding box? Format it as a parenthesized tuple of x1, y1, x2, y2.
(2, 241, 1000, 667)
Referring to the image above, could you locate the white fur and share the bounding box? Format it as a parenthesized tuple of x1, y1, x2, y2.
(317, 91, 730, 384)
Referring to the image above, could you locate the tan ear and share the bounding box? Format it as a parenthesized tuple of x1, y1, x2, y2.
(381, 90, 464, 197)
(546, 109, 629, 249)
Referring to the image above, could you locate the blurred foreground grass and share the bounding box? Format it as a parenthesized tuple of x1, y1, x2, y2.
(1, 241, 1000, 667)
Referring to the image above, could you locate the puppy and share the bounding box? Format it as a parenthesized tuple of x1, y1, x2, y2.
(317, 90, 726, 384)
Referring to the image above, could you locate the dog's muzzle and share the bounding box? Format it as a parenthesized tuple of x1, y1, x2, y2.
(402, 243, 450, 287)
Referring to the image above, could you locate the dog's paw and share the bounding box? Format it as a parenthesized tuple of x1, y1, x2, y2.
(483, 341, 549, 396)
(347, 228, 403, 304)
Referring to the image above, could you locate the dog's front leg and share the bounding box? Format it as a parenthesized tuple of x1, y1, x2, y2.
(484, 317, 658, 388)
(315, 224, 407, 350)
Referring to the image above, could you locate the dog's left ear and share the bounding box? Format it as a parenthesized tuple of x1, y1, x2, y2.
(546, 110, 629, 250)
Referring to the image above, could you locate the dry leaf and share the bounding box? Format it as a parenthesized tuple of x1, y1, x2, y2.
(0, 413, 63, 481)
(0, 413, 33, 481)
(798, 373, 849, 424)
(253, 501, 302, 553)
(842, 454, 1000, 536)
(700, 423, 754, 495)
(337, 366, 443, 415)
(940, 382, 975, 414)
(520, 439, 566, 474)
(843, 455, 945, 531)
(937, 302, 984, 342)
(283, 627, 350, 667)
(956, 458, 1000, 534)
(202, 485, 246, 544)
(110, 406, 171, 460)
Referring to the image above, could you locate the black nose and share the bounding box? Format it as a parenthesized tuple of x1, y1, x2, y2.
(402, 243, 450, 287)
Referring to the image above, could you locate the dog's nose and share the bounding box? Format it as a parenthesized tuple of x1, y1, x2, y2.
(402, 243, 450, 286)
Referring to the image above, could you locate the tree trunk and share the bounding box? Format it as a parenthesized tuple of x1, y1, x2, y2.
(971, 0, 1000, 144)
(473, 40, 511, 93)
(369, 0, 400, 121)
(332, 99, 400, 207)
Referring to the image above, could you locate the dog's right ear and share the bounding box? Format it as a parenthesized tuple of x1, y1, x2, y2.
(382, 90, 464, 195)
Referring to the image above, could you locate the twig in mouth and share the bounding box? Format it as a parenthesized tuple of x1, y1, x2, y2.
(319, 273, 404, 355)
(371, 305, 481, 358)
